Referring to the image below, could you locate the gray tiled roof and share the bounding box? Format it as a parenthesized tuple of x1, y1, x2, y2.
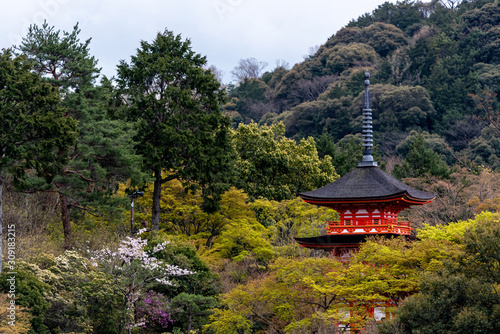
(295, 233, 416, 248)
(300, 166, 435, 202)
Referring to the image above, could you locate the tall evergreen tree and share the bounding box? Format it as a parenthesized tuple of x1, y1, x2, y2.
(17, 22, 143, 249)
(117, 29, 235, 232)
(0, 50, 76, 270)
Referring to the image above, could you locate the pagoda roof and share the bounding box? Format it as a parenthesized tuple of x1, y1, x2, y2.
(295, 233, 416, 249)
(299, 166, 435, 203)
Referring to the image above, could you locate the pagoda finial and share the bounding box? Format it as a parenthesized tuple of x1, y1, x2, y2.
(358, 72, 378, 167)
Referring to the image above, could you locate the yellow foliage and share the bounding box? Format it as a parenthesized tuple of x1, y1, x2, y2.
(417, 211, 500, 243)
(0, 294, 32, 333)
(209, 255, 421, 333)
(205, 309, 252, 334)
(468, 195, 500, 213)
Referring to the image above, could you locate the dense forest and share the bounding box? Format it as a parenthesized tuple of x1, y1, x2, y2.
(0, 0, 499, 333)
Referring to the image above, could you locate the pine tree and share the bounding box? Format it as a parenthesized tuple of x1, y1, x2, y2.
(0, 50, 76, 270)
(17, 22, 143, 249)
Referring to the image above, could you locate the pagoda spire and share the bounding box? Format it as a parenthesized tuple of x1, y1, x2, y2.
(358, 72, 378, 167)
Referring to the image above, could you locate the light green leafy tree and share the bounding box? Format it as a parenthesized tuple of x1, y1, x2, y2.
(206, 254, 423, 334)
(381, 212, 500, 334)
(250, 197, 337, 256)
(232, 122, 336, 201)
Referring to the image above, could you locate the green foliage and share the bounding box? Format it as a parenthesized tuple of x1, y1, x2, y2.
(206, 217, 485, 333)
(396, 130, 454, 164)
(460, 212, 500, 285)
(17, 21, 99, 91)
(355, 236, 462, 277)
(16, 21, 141, 249)
(363, 22, 410, 57)
(261, 65, 289, 89)
(205, 309, 252, 334)
(227, 78, 273, 123)
(0, 49, 77, 183)
(329, 22, 409, 59)
(283, 96, 354, 141)
(170, 292, 218, 333)
(150, 236, 222, 298)
(0, 270, 50, 334)
(136, 181, 259, 250)
(0, 48, 77, 268)
(0, 251, 124, 334)
(377, 85, 435, 132)
(348, 1, 427, 33)
(37, 252, 122, 333)
(146, 237, 221, 333)
(222, 1, 500, 185)
(207, 253, 422, 333)
(250, 197, 337, 250)
(118, 29, 235, 230)
(232, 122, 337, 201)
(462, 1, 500, 33)
(393, 133, 450, 178)
(466, 125, 500, 169)
(209, 218, 275, 264)
(416, 212, 496, 243)
(4, 4, 500, 334)
(320, 42, 380, 75)
(330, 134, 364, 176)
(53, 79, 144, 214)
(315, 132, 337, 159)
(382, 212, 500, 333)
(388, 273, 499, 334)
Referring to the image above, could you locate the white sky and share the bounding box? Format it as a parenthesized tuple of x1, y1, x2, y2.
(0, 0, 399, 83)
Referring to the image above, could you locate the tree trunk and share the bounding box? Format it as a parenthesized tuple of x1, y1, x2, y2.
(119, 300, 127, 334)
(0, 170, 3, 273)
(151, 168, 162, 232)
(60, 193, 73, 250)
(187, 310, 192, 334)
(186, 306, 193, 334)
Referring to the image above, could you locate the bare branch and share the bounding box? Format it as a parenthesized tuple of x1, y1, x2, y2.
(64, 169, 95, 182)
(231, 58, 268, 82)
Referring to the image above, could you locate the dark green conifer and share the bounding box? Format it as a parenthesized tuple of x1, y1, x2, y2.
(17, 22, 143, 249)
(117, 29, 236, 232)
(0, 50, 77, 270)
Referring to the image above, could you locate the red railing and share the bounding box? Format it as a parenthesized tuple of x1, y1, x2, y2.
(326, 220, 412, 235)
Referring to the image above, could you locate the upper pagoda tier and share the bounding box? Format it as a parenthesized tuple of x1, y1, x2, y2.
(299, 72, 435, 211)
(299, 165, 435, 210)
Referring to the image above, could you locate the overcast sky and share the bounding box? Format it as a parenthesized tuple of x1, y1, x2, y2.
(0, 0, 399, 84)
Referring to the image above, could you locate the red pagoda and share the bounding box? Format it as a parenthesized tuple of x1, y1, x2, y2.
(295, 73, 435, 260)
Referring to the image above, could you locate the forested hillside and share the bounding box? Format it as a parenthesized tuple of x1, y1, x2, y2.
(0, 1, 499, 333)
(226, 0, 500, 173)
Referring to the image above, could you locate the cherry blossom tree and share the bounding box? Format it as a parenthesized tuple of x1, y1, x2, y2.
(91, 229, 194, 333)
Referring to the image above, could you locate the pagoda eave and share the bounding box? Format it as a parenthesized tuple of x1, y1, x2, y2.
(295, 233, 416, 250)
(301, 194, 433, 208)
